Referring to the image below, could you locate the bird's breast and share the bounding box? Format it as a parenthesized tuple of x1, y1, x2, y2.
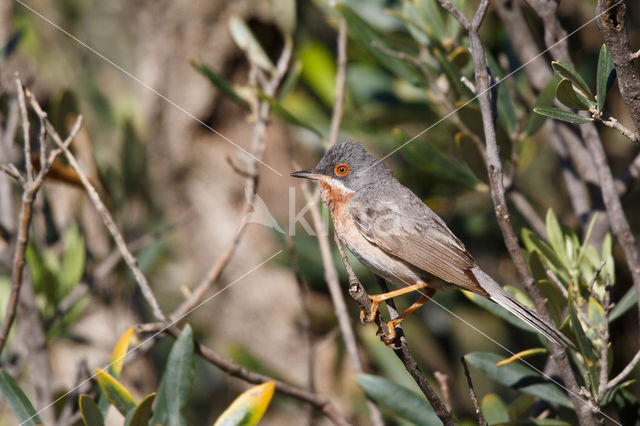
(319, 182, 426, 288)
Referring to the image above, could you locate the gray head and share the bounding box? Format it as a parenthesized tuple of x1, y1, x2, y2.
(291, 142, 393, 192)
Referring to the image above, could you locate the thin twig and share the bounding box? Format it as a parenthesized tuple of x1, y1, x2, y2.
(546, 270, 569, 299)
(434, 371, 451, 411)
(461, 356, 487, 426)
(606, 348, 640, 392)
(334, 235, 454, 425)
(25, 91, 167, 322)
(137, 325, 352, 426)
(328, 17, 347, 146)
(438, 2, 598, 425)
(597, 115, 638, 142)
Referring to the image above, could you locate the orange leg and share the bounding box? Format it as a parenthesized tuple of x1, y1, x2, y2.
(386, 288, 435, 340)
(360, 281, 430, 324)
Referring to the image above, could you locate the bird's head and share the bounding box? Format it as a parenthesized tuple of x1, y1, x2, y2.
(291, 142, 392, 193)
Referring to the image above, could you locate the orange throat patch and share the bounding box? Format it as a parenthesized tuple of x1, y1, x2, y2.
(318, 179, 355, 212)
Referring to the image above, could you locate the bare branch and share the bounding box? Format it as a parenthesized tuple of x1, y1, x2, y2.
(606, 348, 640, 392)
(137, 324, 352, 426)
(596, 0, 640, 136)
(328, 17, 347, 146)
(24, 91, 167, 322)
(437, 1, 598, 424)
(334, 235, 454, 425)
(15, 77, 32, 184)
(461, 356, 487, 426)
(597, 115, 638, 142)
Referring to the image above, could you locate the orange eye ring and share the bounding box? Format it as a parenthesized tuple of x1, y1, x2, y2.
(334, 163, 350, 177)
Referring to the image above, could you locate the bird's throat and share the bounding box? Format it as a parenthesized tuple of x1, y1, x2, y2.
(318, 178, 355, 212)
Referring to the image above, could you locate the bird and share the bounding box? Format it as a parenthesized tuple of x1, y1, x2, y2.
(291, 141, 572, 348)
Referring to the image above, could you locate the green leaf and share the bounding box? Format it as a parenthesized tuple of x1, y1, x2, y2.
(523, 78, 558, 138)
(464, 352, 572, 408)
(609, 286, 636, 322)
(602, 233, 615, 286)
(356, 374, 440, 426)
(462, 290, 537, 333)
(551, 61, 594, 101)
(270, 0, 296, 36)
(79, 394, 104, 426)
(278, 60, 302, 102)
(568, 289, 599, 396)
(60, 225, 85, 297)
(336, 4, 420, 83)
(587, 297, 605, 329)
(394, 127, 484, 191)
(521, 228, 569, 284)
(533, 106, 593, 124)
(495, 420, 572, 426)
(298, 42, 336, 107)
(191, 60, 250, 110)
(150, 375, 169, 426)
(545, 209, 569, 269)
(481, 393, 509, 424)
(0, 369, 43, 425)
(257, 90, 323, 137)
(596, 44, 615, 113)
(95, 369, 137, 416)
(213, 382, 275, 426)
(486, 50, 517, 136)
(125, 393, 156, 426)
(162, 325, 195, 426)
(229, 16, 275, 72)
(556, 79, 589, 110)
(415, 0, 446, 43)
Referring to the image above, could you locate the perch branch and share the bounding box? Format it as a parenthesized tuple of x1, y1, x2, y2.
(438, 2, 598, 424)
(461, 356, 487, 426)
(334, 235, 454, 425)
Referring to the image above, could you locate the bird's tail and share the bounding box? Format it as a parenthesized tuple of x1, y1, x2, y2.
(471, 267, 573, 348)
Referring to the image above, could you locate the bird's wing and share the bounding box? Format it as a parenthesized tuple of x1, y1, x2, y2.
(349, 194, 488, 296)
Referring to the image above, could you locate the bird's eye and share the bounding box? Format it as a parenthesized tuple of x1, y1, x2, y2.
(334, 163, 350, 177)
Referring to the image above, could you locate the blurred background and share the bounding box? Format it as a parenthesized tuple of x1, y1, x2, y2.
(1, 0, 639, 424)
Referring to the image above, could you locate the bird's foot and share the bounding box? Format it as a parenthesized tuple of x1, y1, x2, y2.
(359, 298, 381, 324)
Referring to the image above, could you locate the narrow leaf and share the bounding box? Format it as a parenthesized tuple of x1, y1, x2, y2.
(568, 288, 599, 396)
(545, 209, 569, 269)
(481, 393, 509, 424)
(164, 325, 195, 426)
(534, 106, 593, 124)
(258, 90, 323, 137)
(125, 393, 156, 426)
(60, 224, 85, 296)
(464, 352, 572, 407)
(213, 382, 275, 426)
(496, 348, 548, 367)
(0, 369, 43, 425)
(270, 0, 296, 36)
(356, 374, 439, 425)
(229, 16, 275, 72)
(110, 326, 136, 377)
(556, 79, 589, 110)
(191, 60, 250, 110)
(596, 44, 615, 113)
(551, 61, 594, 101)
(609, 286, 636, 322)
(79, 395, 104, 426)
(523, 78, 558, 138)
(95, 369, 137, 416)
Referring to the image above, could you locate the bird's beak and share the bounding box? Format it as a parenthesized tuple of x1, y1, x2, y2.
(290, 170, 323, 181)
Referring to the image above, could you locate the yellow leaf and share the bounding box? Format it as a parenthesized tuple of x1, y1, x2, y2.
(94, 369, 137, 416)
(110, 326, 135, 377)
(496, 348, 548, 367)
(213, 382, 275, 426)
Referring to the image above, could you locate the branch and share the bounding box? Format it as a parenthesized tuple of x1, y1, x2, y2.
(25, 91, 167, 323)
(437, 2, 598, 424)
(461, 356, 487, 426)
(328, 17, 347, 146)
(334, 235, 454, 425)
(137, 324, 352, 426)
(596, 0, 640, 136)
(0, 78, 82, 354)
(606, 348, 640, 392)
(597, 115, 638, 142)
